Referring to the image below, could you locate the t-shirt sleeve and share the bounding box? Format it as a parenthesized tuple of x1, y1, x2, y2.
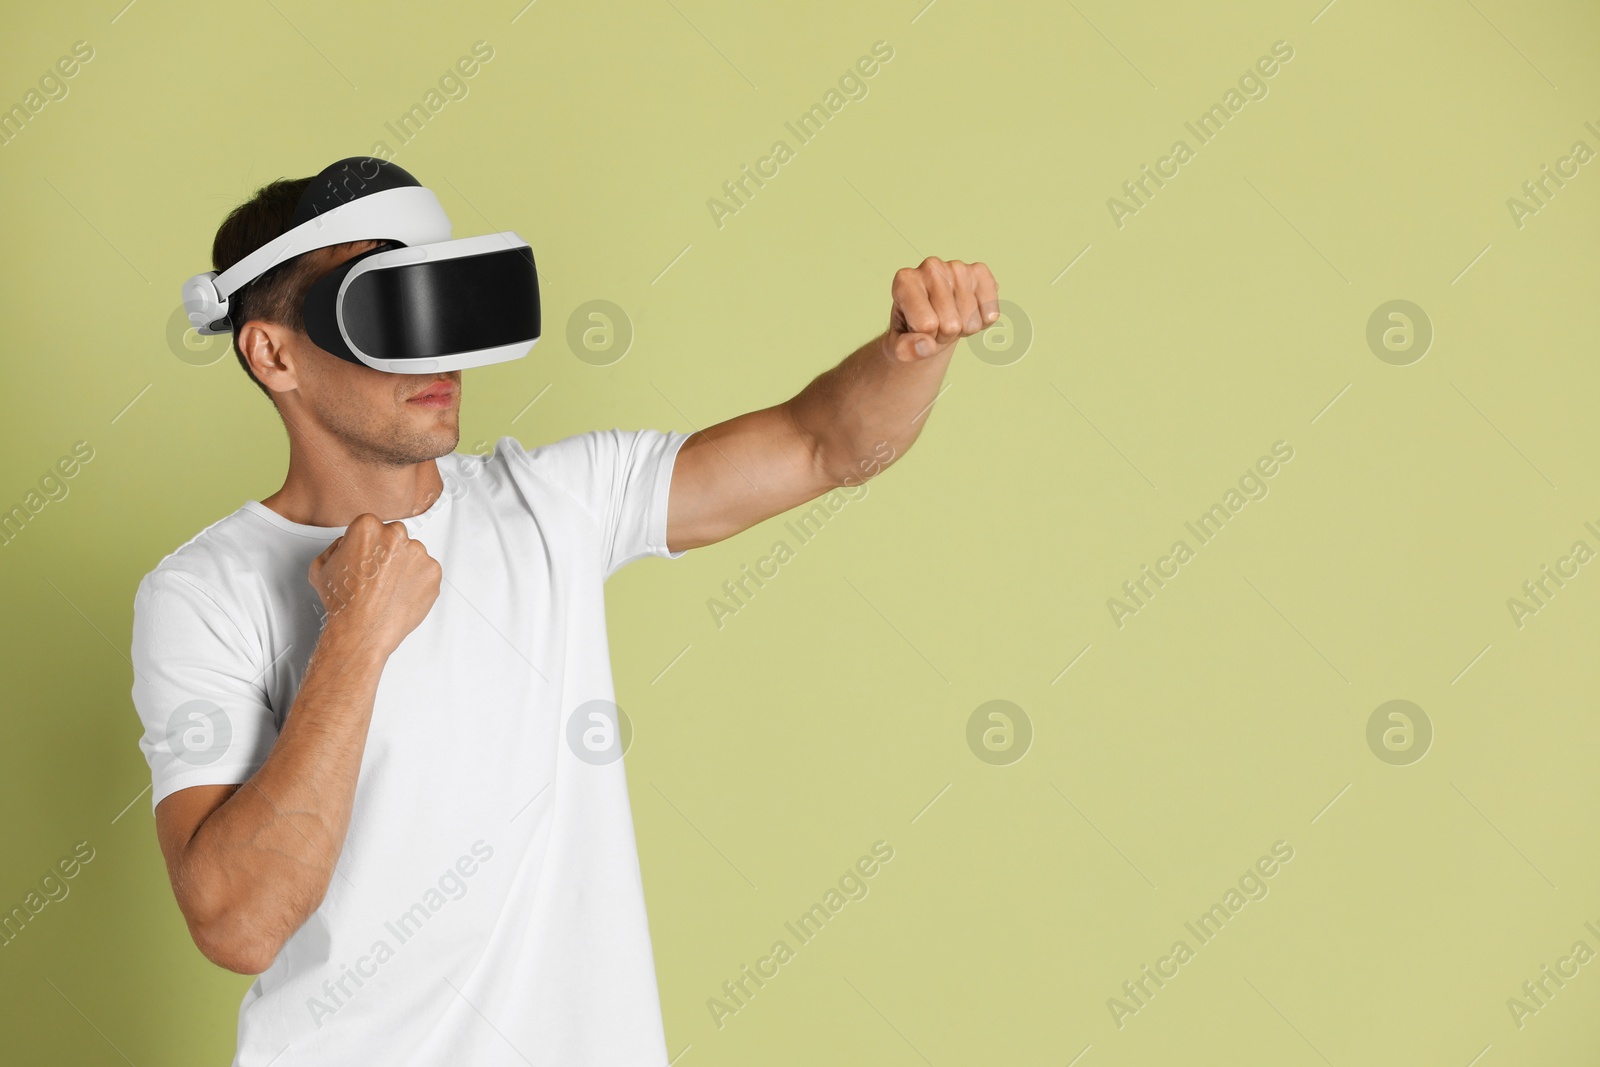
(511, 427, 693, 580)
(130, 568, 280, 810)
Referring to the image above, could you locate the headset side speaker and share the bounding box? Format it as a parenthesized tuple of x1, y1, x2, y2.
(181, 272, 232, 335)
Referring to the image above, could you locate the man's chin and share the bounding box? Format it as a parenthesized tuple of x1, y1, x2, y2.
(406, 406, 460, 437)
(423, 426, 461, 459)
(388, 415, 460, 464)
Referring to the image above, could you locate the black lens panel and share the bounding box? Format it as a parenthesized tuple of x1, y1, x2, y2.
(341, 246, 540, 361)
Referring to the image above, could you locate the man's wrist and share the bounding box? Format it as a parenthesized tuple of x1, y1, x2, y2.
(314, 617, 394, 677)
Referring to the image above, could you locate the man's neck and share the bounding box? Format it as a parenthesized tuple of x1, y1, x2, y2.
(260, 449, 448, 528)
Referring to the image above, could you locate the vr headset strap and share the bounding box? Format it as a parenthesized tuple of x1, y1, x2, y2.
(212, 186, 453, 299)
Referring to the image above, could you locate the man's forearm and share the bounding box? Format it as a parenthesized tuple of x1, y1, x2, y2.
(787, 329, 956, 484)
(655, 257, 996, 556)
(786, 257, 997, 484)
(175, 624, 386, 972)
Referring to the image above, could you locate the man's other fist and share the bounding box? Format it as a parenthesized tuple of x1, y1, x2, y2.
(886, 257, 1000, 362)
(309, 513, 442, 658)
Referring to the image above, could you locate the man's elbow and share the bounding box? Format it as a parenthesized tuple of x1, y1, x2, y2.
(819, 434, 902, 491)
(189, 916, 282, 975)
(179, 885, 291, 975)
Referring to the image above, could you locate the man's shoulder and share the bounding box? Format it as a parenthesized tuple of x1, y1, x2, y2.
(134, 505, 275, 606)
(489, 428, 680, 481)
(482, 429, 626, 493)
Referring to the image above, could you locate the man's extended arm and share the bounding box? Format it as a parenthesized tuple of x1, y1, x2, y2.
(666, 257, 999, 552)
(153, 515, 440, 974)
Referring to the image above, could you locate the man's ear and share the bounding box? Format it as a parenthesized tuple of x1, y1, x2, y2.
(236, 320, 304, 396)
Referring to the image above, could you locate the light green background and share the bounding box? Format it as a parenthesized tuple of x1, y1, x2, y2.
(3, 0, 1597, 1063)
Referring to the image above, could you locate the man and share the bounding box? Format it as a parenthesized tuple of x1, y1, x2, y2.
(131, 158, 998, 1065)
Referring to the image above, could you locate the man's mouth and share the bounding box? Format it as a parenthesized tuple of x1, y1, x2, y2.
(407, 380, 458, 408)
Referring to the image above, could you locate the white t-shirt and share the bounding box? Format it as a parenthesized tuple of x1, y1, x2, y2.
(129, 428, 692, 1067)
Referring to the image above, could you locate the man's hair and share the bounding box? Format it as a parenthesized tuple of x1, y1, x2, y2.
(210, 176, 371, 400)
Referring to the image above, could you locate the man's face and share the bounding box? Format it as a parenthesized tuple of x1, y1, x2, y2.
(275, 241, 462, 467)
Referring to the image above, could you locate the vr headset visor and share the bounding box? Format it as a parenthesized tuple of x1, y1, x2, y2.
(182, 157, 540, 374)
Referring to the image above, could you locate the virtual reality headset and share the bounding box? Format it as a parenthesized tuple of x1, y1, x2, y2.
(181, 157, 540, 374)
